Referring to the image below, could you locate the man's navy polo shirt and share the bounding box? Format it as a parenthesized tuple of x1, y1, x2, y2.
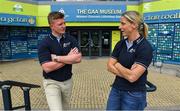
(111, 36, 153, 91)
(38, 33, 79, 82)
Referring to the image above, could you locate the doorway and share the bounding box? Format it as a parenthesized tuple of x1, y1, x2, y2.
(80, 30, 101, 56)
(68, 29, 111, 57)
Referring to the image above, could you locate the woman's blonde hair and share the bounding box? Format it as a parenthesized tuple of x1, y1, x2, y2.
(121, 11, 148, 38)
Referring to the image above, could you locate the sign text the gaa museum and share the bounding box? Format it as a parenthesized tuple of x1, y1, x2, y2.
(77, 9, 122, 15)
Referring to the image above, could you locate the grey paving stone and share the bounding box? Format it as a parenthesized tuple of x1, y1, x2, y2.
(0, 58, 180, 110)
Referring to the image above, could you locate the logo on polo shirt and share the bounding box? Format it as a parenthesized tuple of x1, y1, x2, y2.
(63, 42, 70, 48)
(129, 48, 136, 53)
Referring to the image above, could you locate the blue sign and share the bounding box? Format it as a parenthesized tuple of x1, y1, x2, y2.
(51, 4, 126, 22)
(144, 10, 180, 23)
(0, 13, 36, 26)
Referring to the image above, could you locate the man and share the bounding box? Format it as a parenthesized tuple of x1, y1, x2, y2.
(38, 11, 82, 110)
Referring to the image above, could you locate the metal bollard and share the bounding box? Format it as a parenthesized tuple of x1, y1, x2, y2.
(156, 61, 163, 73)
(1, 85, 12, 110)
(22, 87, 31, 110)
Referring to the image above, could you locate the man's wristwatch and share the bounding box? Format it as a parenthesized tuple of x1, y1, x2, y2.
(54, 55, 58, 62)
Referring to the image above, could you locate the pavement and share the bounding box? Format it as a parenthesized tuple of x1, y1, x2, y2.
(0, 58, 180, 110)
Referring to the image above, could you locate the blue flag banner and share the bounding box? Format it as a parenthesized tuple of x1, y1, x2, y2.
(51, 4, 126, 22)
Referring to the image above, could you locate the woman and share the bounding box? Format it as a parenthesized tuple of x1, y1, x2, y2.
(106, 11, 153, 110)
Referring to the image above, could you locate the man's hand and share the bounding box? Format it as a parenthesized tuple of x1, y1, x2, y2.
(51, 47, 81, 64)
(68, 47, 79, 55)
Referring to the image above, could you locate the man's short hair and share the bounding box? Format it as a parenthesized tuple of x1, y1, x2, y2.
(47, 11, 64, 25)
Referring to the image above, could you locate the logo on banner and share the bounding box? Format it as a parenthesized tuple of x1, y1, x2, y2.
(28, 17, 36, 25)
(13, 4, 23, 12)
(59, 8, 65, 14)
(59, 8, 69, 18)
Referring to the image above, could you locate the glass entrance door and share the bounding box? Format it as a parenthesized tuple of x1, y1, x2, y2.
(101, 31, 111, 56)
(80, 31, 89, 56)
(90, 31, 101, 56)
(68, 29, 111, 57)
(80, 31, 101, 56)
